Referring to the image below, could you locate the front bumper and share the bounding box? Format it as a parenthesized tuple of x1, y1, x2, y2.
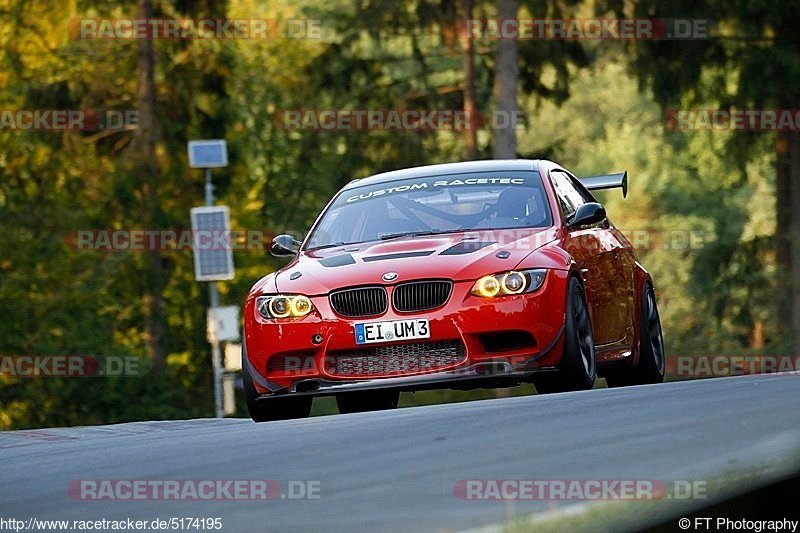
(244, 270, 569, 396)
(258, 362, 562, 402)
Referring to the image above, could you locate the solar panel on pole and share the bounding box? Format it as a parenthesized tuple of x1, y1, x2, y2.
(190, 206, 234, 281)
(188, 139, 228, 168)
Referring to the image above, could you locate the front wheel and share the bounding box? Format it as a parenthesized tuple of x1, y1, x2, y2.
(533, 276, 596, 394)
(604, 283, 665, 387)
(242, 348, 312, 422)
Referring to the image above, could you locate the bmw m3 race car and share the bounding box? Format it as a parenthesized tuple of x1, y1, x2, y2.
(242, 159, 665, 421)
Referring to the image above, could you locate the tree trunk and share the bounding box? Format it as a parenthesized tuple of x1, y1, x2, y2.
(492, 0, 518, 159)
(775, 130, 800, 354)
(136, 0, 166, 373)
(459, 0, 478, 159)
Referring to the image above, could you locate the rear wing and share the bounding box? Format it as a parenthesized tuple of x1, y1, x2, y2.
(578, 171, 628, 198)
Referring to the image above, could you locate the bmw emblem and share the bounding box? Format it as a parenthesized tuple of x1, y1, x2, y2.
(382, 272, 398, 282)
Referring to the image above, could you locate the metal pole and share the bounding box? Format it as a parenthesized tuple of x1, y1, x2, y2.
(205, 167, 224, 419)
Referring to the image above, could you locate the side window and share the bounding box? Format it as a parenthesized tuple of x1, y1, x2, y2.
(550, 170, 586, 219)
(564, 170, 597, 204)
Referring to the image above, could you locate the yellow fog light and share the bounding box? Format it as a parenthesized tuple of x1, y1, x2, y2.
(473, 275, 500, 297)
(290, 295, 312, 317)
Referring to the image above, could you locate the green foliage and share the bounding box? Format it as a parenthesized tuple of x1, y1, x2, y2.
(520, 56, 776, 354)
(0, 0, 787, 428)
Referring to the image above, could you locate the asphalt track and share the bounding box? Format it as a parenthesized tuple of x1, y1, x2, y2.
(2, 374, 800, 532)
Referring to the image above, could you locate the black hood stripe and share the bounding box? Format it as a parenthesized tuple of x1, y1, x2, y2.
(362, 251, 434, 262)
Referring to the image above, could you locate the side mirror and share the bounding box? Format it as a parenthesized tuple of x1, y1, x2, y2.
(568, 202, 606, 228)
(270, 234, 300, 257)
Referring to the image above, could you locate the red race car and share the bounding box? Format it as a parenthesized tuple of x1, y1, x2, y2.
(242, 160, 665, 421)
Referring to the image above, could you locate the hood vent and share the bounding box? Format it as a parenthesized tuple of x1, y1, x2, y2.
(440, 241, 496, 255)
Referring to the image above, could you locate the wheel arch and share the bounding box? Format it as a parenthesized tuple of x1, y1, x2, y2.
(631, 262, 655, 367)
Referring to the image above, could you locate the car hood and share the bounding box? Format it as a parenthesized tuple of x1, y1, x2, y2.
(273, 228, 560, 296)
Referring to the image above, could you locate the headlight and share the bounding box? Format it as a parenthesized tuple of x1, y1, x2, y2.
(256, 295, 314, 319)
(470, 269, 547, 298)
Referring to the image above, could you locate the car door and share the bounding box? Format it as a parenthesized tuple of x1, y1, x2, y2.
(549, 169, 629, 344)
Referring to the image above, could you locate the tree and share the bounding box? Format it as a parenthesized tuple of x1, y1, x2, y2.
(607, 0, 800, 352)
(133, 0, 166, 373)
(0, 0, 237, 427)
(460, 0, 479, 158)
(492, 0, 518, 158)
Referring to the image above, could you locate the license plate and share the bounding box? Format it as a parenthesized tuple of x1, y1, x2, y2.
(355, 318, 430, 345)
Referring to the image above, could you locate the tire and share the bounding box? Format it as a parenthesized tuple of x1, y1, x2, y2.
(242, 347, 312, 422)
(533, 276, 596, 394)
(336, 390, 400, 414)
(604, 283, 665, 387)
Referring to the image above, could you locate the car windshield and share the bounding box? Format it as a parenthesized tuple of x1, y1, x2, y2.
(305, 171, 552, 250)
